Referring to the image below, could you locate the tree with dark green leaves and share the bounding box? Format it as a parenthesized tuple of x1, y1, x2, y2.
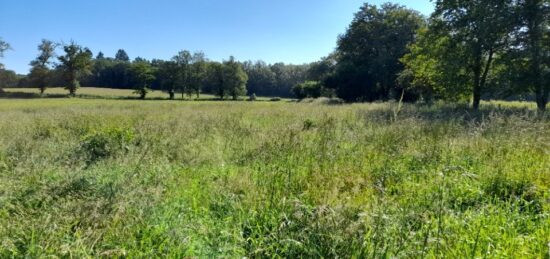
(156, 60, 179, 99)
(0, 69, 19, 87)
(307, 54, 337, 83)
(516, 0, 550, 111)
(270, 62, 309, 97)
(130, 61, 155, 99)
(57, 42, 93, 96)
(189, 51, 207, 98)
(327, 3, 424, 102)
(293, 81, 323, 99)
(96, 51, 105, 60)
(243, 60, 277, 96)
(115, 49, 130, 62)
(431, 0, 516, 110)
(29, 39, 56, 94)
(223, 56, 248, 100)
(173, 50, 192, 99)
(206, 62, 225, 99)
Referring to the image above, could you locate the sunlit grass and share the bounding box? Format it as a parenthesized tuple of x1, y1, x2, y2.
(0, 99, 548, 257)
(2, 87, 285, 101)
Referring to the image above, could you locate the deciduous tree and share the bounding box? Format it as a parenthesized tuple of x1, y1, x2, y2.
(29, 39, 56, 94)
(57, 42, 93, 96)
(328, 3, 424, 102)
(130, 61, 155, 99)
(431, 0, 516, 110)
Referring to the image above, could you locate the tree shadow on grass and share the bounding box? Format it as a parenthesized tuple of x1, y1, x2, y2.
(360, 102, 548, 124)
(0, 91, 68, 99)
(0, 90, 290, 103)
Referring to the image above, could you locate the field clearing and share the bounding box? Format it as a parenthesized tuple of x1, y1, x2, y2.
(0, 99, 549, 257)
(1, 87, 282, 101)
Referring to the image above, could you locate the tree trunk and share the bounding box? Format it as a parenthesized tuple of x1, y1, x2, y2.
(529, 26, 546, 111)
(472, 63, 482, 111)
(472, 48, 494, 111)
(544, 86, 549, 111)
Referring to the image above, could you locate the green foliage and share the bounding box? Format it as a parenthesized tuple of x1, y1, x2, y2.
(80, 126, 135, 163)
(115, 49, 130, 62)
(328, 3, 425, 102)
(292, 81, 323, 99)
(0, 69, 19, 88)
(57, 41, 93, 96)
(130, 61, 155, 99)
(222, 56, 248, 100)
(430, 0, 517, 109)
(400, 27, 471, 102)
(28, 39, 56, 94)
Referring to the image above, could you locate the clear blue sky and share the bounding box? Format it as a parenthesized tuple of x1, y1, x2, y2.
(0, 0, 434, 74)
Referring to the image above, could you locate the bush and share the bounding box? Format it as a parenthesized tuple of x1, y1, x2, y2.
(270, 97, 281, 102)
(299, 97, 345, 105)
(293, 81, 323, 99)
(248, 93, 257, 101)
(314, 97, 345, 105)
(80, 127, 135, 163)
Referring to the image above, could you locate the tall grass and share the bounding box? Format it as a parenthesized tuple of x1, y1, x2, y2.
(0, 99, 548, 257)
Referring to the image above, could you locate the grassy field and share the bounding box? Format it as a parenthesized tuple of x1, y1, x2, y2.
(1, 87, 280, 101)
(0, 98, 549, 257)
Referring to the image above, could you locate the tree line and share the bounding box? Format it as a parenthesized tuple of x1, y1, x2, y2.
(320, 1, 549, 111)
(1, 0, 549, 110)
(0, 40, 311, 99)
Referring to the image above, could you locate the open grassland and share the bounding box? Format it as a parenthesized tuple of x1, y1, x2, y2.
(0, 99, 549, 257)
(1, 87, 280, 101)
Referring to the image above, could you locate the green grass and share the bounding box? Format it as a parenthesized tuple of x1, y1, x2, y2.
(2, 87, 284, 101)
(0, 99, 548, 257)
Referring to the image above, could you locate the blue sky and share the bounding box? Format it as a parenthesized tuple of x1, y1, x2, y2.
(0, 0, 434, 74)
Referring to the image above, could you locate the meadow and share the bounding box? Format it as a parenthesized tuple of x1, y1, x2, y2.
(1, 87, 279, 101)
(0, 97, 549, 257)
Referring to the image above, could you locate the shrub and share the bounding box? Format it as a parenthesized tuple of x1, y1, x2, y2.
(483, 176, 543, 214)
(80, 127, 135, 163)
(270, 97, 281, 102)
(314, 97, 345, 105)
(293, 81, 323, 99)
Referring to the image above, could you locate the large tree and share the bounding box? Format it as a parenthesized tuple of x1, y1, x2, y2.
(206, 62, 225, 98)
(431, 0, 516, 110)
(517, 0, 550, 111)
(189, 51, 208, 98)
(400, 26, 472, 103)
(172, 50, 192, 99)
(115, 49, 130, 62)
(223, 56, 248, 100)
(29, 39, 56, 94)
(57, 42, 93, 96)
(328, 3, 424, 102)
(156, 60, 179, 99)
(130, 61, 155, 99)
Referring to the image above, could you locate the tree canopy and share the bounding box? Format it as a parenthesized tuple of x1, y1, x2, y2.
(326, 3, 425, 102)
(2, 1, 550, 109)
(57, 42, 93, 96)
